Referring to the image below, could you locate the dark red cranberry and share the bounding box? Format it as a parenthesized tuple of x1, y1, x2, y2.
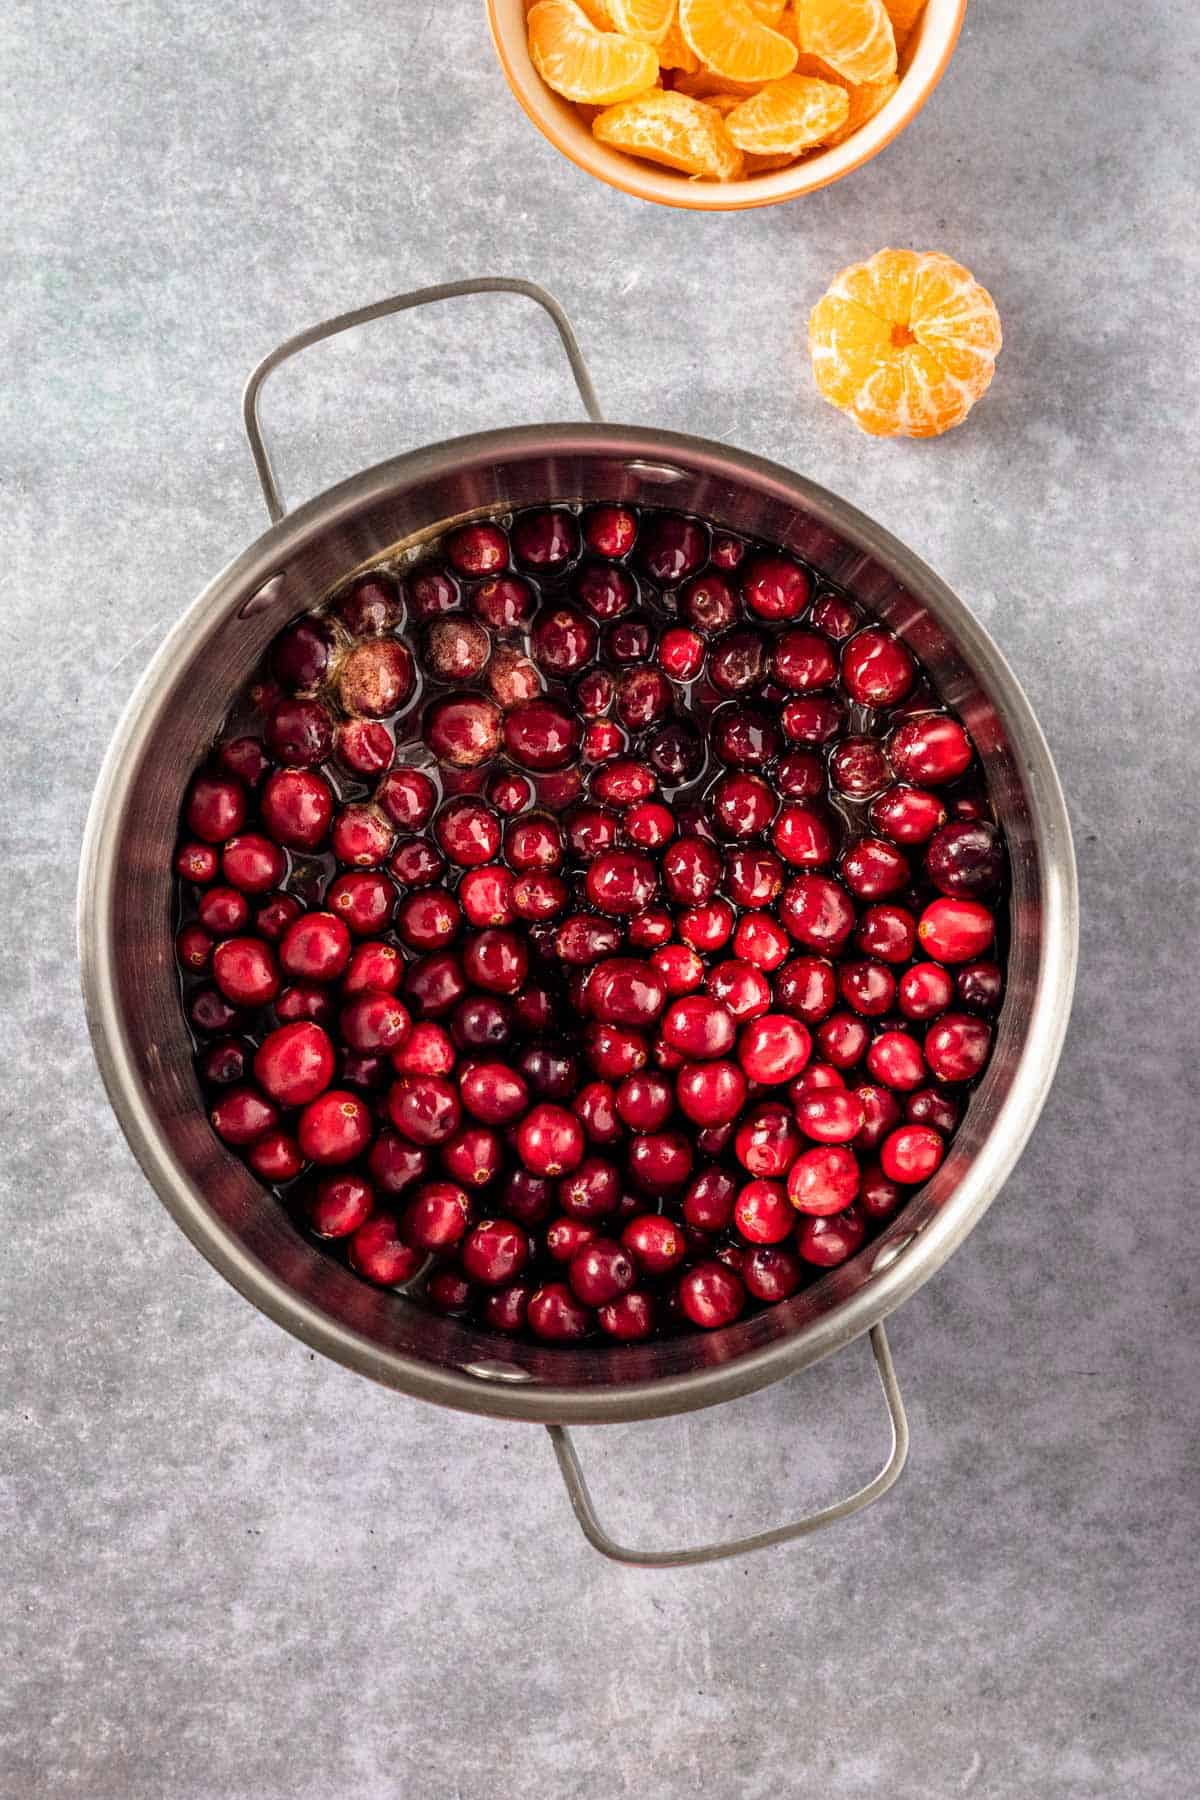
(271, 615, 334, 691)
(176, 840, 220, 884)
(297, 1089, 373, 1165)
(638, 513, 706, 583)
(627, 1131, 692, 1193)
(501, 699, 581, 771)
(512, 982, 555, 1034)
(573, 1080, 623, 1147)
(679, 1261, 744, 1329)
(621, 1213, 686, 1275)
(260, 770, 333, 853)
(597, 1291, 655, 1340)
(426, 1270, 476, 1314)
(852, 1082, 902, 1151)
(709, 628, 767, 695)
(367, 1131, 430, 1196)
(529, 605, 595, 677)
(829, 736, 891, 800)
(709, 771, 777, 839)
(841, 628, 915, 707)
(337, 718, 395, 776)
(737, 1013, 811, 1084)
(274, 985, 334, 1027)
(456, 865, 514, 929)
(771, 628, 836, 692)
(743, 1244, 804, 1303)
(387, 1074, 461, 1145)
(568, 1236, 634, 1306)
(682, 1166, 737, 1233)
(623, 801, 674, 852)
(796, 1202, 867, 1267)
(217, 736, 269, 789)
(458, 1060, 529, 1125)
(403, 1181, 472, 1250)
(796, 1087, 866, 1144)
(838, 959, 896, 1018)
(956, 960, 1003, 1013)
(815, 1011, 870, 1069)
(791, 1062, 845, 1096)
(741, 553, 811, 622)
(708, 703, 778, 770)
(898, 961, 955, 1020)
(441, 1124, 502, 1189)
(585, 958, 666, 1030)
(348, 1214, 421, 1286)
(376, 768, 437, 830)
(432, 798, 500, 868)
(557, 1156, 622, 1220)
(582, 504, 637, 559)
(925, 820, 1004, 898)
(516, 1103, 585, 1177)
(869, 783, 947, 845)
(810, 591, 860, 639)
(659, 995, 734, 1060)
(340, 992, 412, 1055)
(407, 563, 461, 618)
(209, 1085, 278, 1147)
(704, 961, 769, 1024)
(527, 1282, 591, 1341)
(462, 1218, 530, 1285)
(470, 573, 535, 631)
(866, 1030, 926, 1092)
(483, 1283, 533, 1333)
(424, 692, 502, 769)
(197, 886, 249, 937)
(906, 1087, 959, 1134)
(626, 909, 672, 951)
(855, 904, 916, 965)
(266, 698, 334, 767)
(786, 1145, 859, 1216)
(605, 618, 652, 664)
(211, 937, 279, 1008)
(244, 1129, 303, 1181)
(326, 871, 395, 935)
(424, 616, 491, 684)
(583, 1021, 648, 1080)
(676, 1058, 746, 1125)
(924, 1012, 992, 1082)
(512, 507, 578, 569)
(555, 914, 623, 964)
(840, 837, 910, 900)
(487, 769, 535, 815)
(733, 1105, 802, 1179)
(776, 750, 824, 800)
(197, 1037, 248, 1085)
(185, 773, 246, 844)
(330, 803, 394, 868)
(889, 714, 973, 785)
(772, 956, 833, 1024)
(771, 803, 834, 867)
(781, 696, 844, 745)
(733, 914, 790, 971)
(680, 569, 738, 635)
(451, 995, 513, 1051)
(502, 1168, 554, 1225)
(657, 626, 705, 681)
(646, 720, 705, 783)
(445, 521, 509, 577)
(710, 532, 746, 570)
(779, 875, 856, 954)
(615, 667, 672, 730)
(255, 892, 305, 944)
(859, 1162, 904, 1222)
(573, 561, 636, 621)
(461, 927, 528, 995)
(253, 1021, 335, 1106)
(335, 572, 401, 637)
(307, 1173, 374, 1239)
(584, 849, 657, 916)
(504, 814, 563, 870)
(582, 719, 626, 764)
(388, 839, 445, 888)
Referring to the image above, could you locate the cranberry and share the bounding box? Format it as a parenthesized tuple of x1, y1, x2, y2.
(742, 553, 811, 622)
(512, 507, 578, 569)
(426, 1270, 475, 1314)
(459, 928, 526, 995)
(567, 1237, 634, 1307)
(709, 532, 745, 570)
(556, 1156, 621, 1220)
(709, 628, 767, 695)
(435, 798, 501, 867)
(677, 900, 734, 955)
(298, 1089, 373, 1165)
(326, 871, 395, 936)
(529, 605, 595, 678)
(779, 875, 856, 954)
(488, 769, 535, 814)
(445, 521, 509, 576)
(924, 1012, 992, 1082)
(855, 904, 916, 965)
(682, 1167, 736, 1233)
(925, 820, 1004, 898)
(605, 618, 652, 665)
(648, 721, 706, 785)
(467, 573, 532, 632)
(185, 773, 246, 844)
(367, 1132, 430, 1197)
(376, 768, 437, 830)
(787, 1145, 859, 1216)
(337, 718, 394, 776)
(771, 804, 833, 868)
(252, 1021, 335, 1106)
(838, 959, 896, 1017)
(255, 892, 304, 943)
(451, 995, 513, 1051)
(455, 1060, 527, 1125)
(734, 1179, 794, 1244)
(217, 736, 270, 789)
(389, 839, 445, 888)
(709, 704, 779, 771)
(906, 1087, 960, 1134)
(776, 750, 824, 800)
(209, 1085, 278, 1147)
(583, 959, 664, 1030)
(514, 1103, 584, 1178)
(456, 865, 514, 929)
(628, 1131, 692, 1193)
(501, 698, 580, 772)
(259, 770, 330, 852)
(829, 736, 891, 800)
(618, 1214, 684, 1276)
(737, 1013, 811, 1084)
(271, 614, 334, 691)
(266, 698, 334, 768)
(197, 1038, 248, 1085)
(405, 952, 467, 1017)
(657, 626, 705, 682)
(340, 993, 412, 1055)
(403, 1181, 472, 1250)
(307, 1173, 374, 1239)
(898, 961, 955, 1020)
(176, 840, 219, 884)
(348, 1213, 422, 1286)
(743, 1244, 804, 1303)
(781, 696, 844, 745)
(733, 914, 791, 971)
(210, 937, 277, 1008)
(573, 1080, 623, 1147)
(810, 591, 860, 639)
(957, 960, 1004, 1013)
(337, 640, 415, 719)
(679, 1261, 745, 1329)
(486, 645, 543, 709)
(866, 1030, 926, 1092)
(442, 1123, 502, 1186)
(425, 692, 502, 768)
(504, 814, 563, 871)
(917, 897, 996, 963)
(387, 1073, 462, 1145)
(597, 1291, 655, 1340)
(583, 1021, 648, 1080)
(582, 505, 637, 559)
(841, 628, 915, 707)
(676, 1059, 746, 1125)
(852, 1082, 903, 1151)
(329, 803, 393, 869)
(773, 956, 835, 1024)
(483, 1283, 533, 1333)
(679, 568, 738, 636)
(859, 1162, 903, 1222)
(732, 1104, 800, 1178)
(585, 849, 657, 916)
(527, 1282, 591, 1341)
(424, 617, 491, 684)
(658, 996, 732, 1061)
(771, 628, 837, 692)
(796, 1087, 866, 1144)
(889, 714, 973, 785)
(816, 1011, 870, 1069)
(796, 1202, 867, 1267)
(556, 914, 623, 964)
(246, 1129, 303, 1184)
(197, 887, 248, 937)
(462, 1218, 530, 1285)
(709, 771, 777, 840)
(792, 1062, 845, 1096)
(869, 783, 947, 845)
(274, 985, 334, 1027)
(407, 564, 460, 618)
(637, 513, 706, 583)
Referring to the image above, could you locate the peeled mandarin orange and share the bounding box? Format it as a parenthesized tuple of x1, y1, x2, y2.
(603, 0, 677, 43)
(747, 0, 790, 22)
(882, 0, 926, 49)
(678, 0, 798, 84)
(672, 68, 761, 98)
(724, 74, 849, 152)
(593, 87, 747, 178)
(794, 0, 897, 84)
(824, 72, 897, 144)
(657, 16, 701, 69)
(528, 0, 660, 104)
(808, 249, 1002, 438)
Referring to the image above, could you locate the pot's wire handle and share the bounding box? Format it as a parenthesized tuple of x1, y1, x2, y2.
(545, 1323, 908, 1568)
(242, 278, 604, 523)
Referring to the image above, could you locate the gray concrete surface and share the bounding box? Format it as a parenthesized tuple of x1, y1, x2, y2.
(2, 0, 1198, 1794)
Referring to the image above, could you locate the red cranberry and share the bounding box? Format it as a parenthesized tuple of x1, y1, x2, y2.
(781, 695, 844, 744)
(209, 1085, 278, 1147)
(487, 644, 543, 709)
(307, 1173, 374, 1238)
(548, 1216, 597, 1262)
(326, 871, 395, 935)
(682, 1167, 736, 1233)
(734, 1178, 794, 1244)
(259, 769, 331, 852)
(855, 904, 916, 965)
(376, 768, 437, 830)
(246, 1130, 304, 1183)
(810, 591, 860, 639)
(456, 1060, 528, 1125)
(348, 1213, 422, 1286)
(620, 1214, 685, 1276)
(582, 505, 637, 558)
(557, 1156, 621, 1220)
(597, 1292, 655, 1340)
(680, 569, 738, 635)
(388, 839, 445, 888)
(217, 736, 270, 789)
(426, 1270, 476, 1314)
(859, 1162, 903, 1221)
(335, 572, 401, 637)
(917, 897, 996, 963)
(512, 507, 578, 569)
(531, 604, 596, 677)
(266, 698, 333, 767)
(710, 532, 746, 570)
(771, 804, 834, 867)
(709, 771, 777, 840)
(638, 513, 706, 583)
(435, 798, 501, 867)
(176, 840, 220, 884)
(585, 849, 657, 916)
(906, 1087, 960, 1133)
(584, 1021, 650, 1081)
(590, 759, 656, 807)
(853, 1082, 903, 1150)
(743, 1244, 804, 1303)
(829, 736, 892, 799)
(403, 1181, 472, 1250)
(330, 803, 394, 869)
(840, 837, 910, 901)
(787, 1145, 859, 1216)
(197, 887, 249, 936)
(451, 995, 513, 1051)
(387, 1074, 462, 1145)
(734, 1104, 801, 1177)
(462, 1218, 530, 1285)
(775, 750, 823, 801)
(869, 783, 948, 845)
(487, 769, 534, 814)
(340, 993, 412, 1055)
(795, 1087, 865, 1144)
(367, 1131, 430, 1196)
(679, 1261, 745, 1329)
(337, 640, 414, 718)
(185, 773, 246, 844)
(271, 615, 334, 691)
(838, 959, 896, 1017)
(957, 960, 1004, 1013)
(733, 914, 790, 971)
(709, 628, 767, 695)
(455, 865, 513, 929)
(468, 573, 533, 632)
(407, 563, 461, 618)
(274, 985, 334, 1027)
(709, 703, 779, 771)
(255, 892, 305, 943)
(211, 937, 279, 1008)
(583, 958, 665, 1030)
(889, 714, 973, 785)
(605, 618, 652, 664)
(442, 1123, 502, 1186)
(866, 1030, 926, 1092)
(779, 875, 856, 954)
(676, 1059, 746, 1125)
(677, 900, 734, 955)
(445, 521, 509, 577)
(460, 928, 527, 995)
(425, 692, 502, 768)
(737, 1013, 811, 1084)
(515, 1103, 585, 1177)
(658, 626, 705, 681)
(197, 1037, 248, 1085)
(424, 617, 491, 684)
(298, 1089, 373, 1165)
(615, 667, 672, 731)
(504, 814, 563, 871)
(573, 1080, 623, 1147)
(483, 1283, 532, 1332)
(775, 956, 836, 1023)
(628, 1130, 692, 1193)
(841, 628, 915, 707)
(703, 962, 767, 1024)
(796, 1202, 867, 1267)
(660, 996, 734, 1060)
(253, 1021, 335, 1106)
(815, 1012, 870, 1069)
(568, 1237, 635, 1306)
(898, 961, 955, 1020)
(527, 1282, 591, 1341)
(791, 1062, 845, 1096)
(924, 1012, 992, 1082)
(771, 628, 837, 691)
(925, 820, 1004, 898)
(511, 872, 568, 920)
(501, 699, 581, 772)
(556, 914, 623, 964)
(881, 1124, 945, 1184)
(647, 721, 705, 784)
(337, 718, 394, 776)
(742, 553, 811, 622)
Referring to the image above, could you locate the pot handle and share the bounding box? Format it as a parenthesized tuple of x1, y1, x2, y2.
(545, 1322, 909, 1568)
(242, 278, 604, 523)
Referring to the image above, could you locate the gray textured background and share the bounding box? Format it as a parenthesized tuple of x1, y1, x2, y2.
(3, 0, 1198, 1794)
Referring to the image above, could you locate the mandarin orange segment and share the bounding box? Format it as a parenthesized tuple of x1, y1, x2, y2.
(808, 249, 1002, 438)
(724, 74, 849, 153)
(746, 0, 790, 22)
(672, 68, 761, 98)
(793, 0, 897, 84)
(657, 15, 701, 69)
(528, 0, 660, 104)
(678, 0, 798, 84)
(824, 72, 898, 144)
(593, 87, 747, 178)
(882, 0, 926, 49)
(603, 0, 677, 43)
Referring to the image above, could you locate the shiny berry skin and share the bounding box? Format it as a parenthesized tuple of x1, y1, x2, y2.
(367, 1132, 430, 1197)
(796, 1203, 867, 1267)
(679, 1261, 745, 1329)
(462, 1218, 530, 1286)
(791, 1061, 845, 1097)
(710, 771, 777, 840)
(735, 1178, 795, 1245)
(610, 1072, 670, 1133)
(176, 840, 220, 884)
(679, 568, 737, 636)
(869, 783, 947, 845)
(628, 1131, 692, 1193)
(737, 1013, 811, 1084)
(816, 1012, 870, 1069)
(855, 903, 916, 965)
(556, 915, 623, 965)
(271, 615, 334, 691)
(424, 617, 491, 685)
(957, 960, 1003, 1014)
(898, 961, 955, 1020)
(586, 958, 667, 1029)
(337, 640, 414, 718)
(771, 627, 836, 690)
(597, 1292, 655, 1341)
(709, 628, 768, 695)
(197, 886, 248, 936)
(445, 520, 509, 576)
(781, 695, 843, 745)
(532, 604, 597, 676)
(185, 773, 246, 844)
(906, 1088, 959, 1136)
(331, 804, 394, 868)
(259, 770, 331, 853)
(840, 838, 910, 900)
(517, 1103, 585, 1177)
(274, 985, 334, 1028)
(881, 1123, 946, 1186)
(454, 1060, 526, 1125)
(710, 705, 780, 772)
(487, 646, 542, 709)
(337, 719, 394, 776)
(889, 715, 972, 785)
(924, 1013, 992, 1082)
(450, 994, 511, 1051)
(442, 1124, 502, 1188)
(403, 1181, 472, 1251)
(426, 1270, 476, 1314)
(733, 914, 791, 971)
(741, 553, 810, 622)
(776, 750, 824, 800)
(772, 957, 833, 1025)
(678, 900, 734, 955)
(586, 849, 657, 915)
(512, 507, 578, 569)
(621, 1213, 686, 1276)
(406, 564, 460, 618)
(582, 505, 637, 559)
(925, 820, 1004, 898)
(555, 1157, 620, 1221)
(797, 1088, 866, 1145)
(298, 1089, 373, 1165)
(461, 927, 529, 995)
(340, 993, 412, 1054)
(376, 769, 437, 831)
(307, 1173, 374, 1239)
(395, 890, 457, 954)
(266, 698, 333, 767)
(424, 693, 502, 768)
(483, 1283, 532, 1333)
(853, 1082, 903, 1151)
(810, 591, 860, 639)
(246, 1127, 301, 1179)
(616, 667, 672, 730)
(254, 893, 304, 944)
(706, 959, 771, 1021)
(348, 1214, 422, 1286)
(917, 897, 996, 964)
(866, 1030, 926, 1092)
(772, 804, 834, 867)
(502, 698, 581, 771)
(471, 573, 535, 631)
(787, 1145, 860, 1216)
(682, 1167, 736, 1233)
(676, 1059, 747, 1125)
(326, 872, 396, 936)
(859, 1163, 903, 1222)
(661, 995, 735, 1060)
(568, 1237, 635, 1306)
(435, 799, 501, 868)
(658, 627, 705, 681)
(829, 736, 892, 799)
(779, 875, 856, 954)
(212, 938, 279, 1008)
(527, 1282, 591, 1342)
(278, 913, 350, 985)
(637, 512, 706, 583)
(661, 837, 721, 907)
(734, 1104, 802, 1178)
(841, 629, 915, 707)
(546, 1214, 596, 1262)
(387, 1074, 461, 1146)
(253, 1021, 335, 1107)
(743, 1244, 804, 1303)
(210, 1086, 278, 1147)
(838, 960, 896, 1018)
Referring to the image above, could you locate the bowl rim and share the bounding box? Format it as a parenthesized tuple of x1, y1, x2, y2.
(485, 0, 970, 211)
(78, 421, 1078, 1424)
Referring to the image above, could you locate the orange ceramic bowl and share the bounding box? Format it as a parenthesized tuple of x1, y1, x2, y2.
(487, 0, 969, 210)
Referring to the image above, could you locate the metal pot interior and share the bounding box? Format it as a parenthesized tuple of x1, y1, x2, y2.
(81, 425, 1076, 1422)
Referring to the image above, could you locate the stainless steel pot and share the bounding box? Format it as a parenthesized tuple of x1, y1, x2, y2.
(78, 280, 1079, 1565)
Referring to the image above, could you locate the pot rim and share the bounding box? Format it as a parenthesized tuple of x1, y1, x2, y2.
(78, 422, 1079, 1424)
